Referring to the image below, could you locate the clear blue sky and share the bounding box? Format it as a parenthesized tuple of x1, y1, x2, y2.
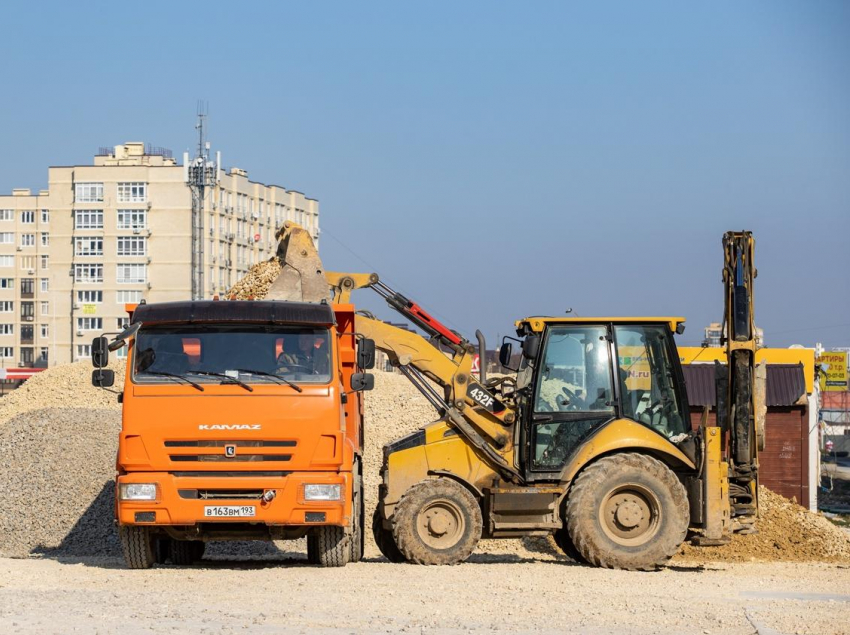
(2, 1, 848, 348)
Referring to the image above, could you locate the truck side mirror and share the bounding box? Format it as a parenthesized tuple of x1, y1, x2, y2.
(498, 342, 513, 367)
(92, 368, 115, 388)
(92, 336, 109, 368)
(350, 372, 374, 392)
(522, 335, 540, 360)
(358, 338, 376, 370)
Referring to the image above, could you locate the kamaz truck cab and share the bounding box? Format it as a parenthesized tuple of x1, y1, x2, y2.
(92, 299, 375, 569)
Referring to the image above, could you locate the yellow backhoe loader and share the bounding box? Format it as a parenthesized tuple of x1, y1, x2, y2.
(266, 223, 764, 569)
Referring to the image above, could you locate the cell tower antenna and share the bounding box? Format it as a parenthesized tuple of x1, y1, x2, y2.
(184, 101, 220, 299)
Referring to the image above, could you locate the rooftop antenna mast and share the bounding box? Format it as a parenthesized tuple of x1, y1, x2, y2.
(184, 101, 221, 300)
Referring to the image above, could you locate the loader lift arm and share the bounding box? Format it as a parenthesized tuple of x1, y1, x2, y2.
(268, 223, 522, 483)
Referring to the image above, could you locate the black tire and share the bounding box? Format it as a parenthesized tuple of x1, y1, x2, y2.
(171, 540, 205, 565)
(372, 506, 406, 563)
(307, 526, 350, 567)
(553, 526, 586, 564)
(566, 453, 689, 571)
(119, 526, 156, 569)
(391, 479, 482, 565)
(349, 462, 365, 563)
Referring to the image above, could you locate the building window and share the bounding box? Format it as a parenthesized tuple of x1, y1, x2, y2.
(0, 257, 13, 268)
(74, 210, 103, 229)
(0, 324, 13, 335)
(40, 324, 48, 338)
(75, 183, 103, 202)
(0, 233, 14, 244)
(39, 347, 48, 363)
(0, 302, 13, 313)
(0, 210, 13, 221)
(40, 301, 49, 316)
(21, 302, 34, 319)
(116, 264, 146, 284)
(20, 279, 34, 296)
(117, 209, 147, 230)
(74, 264, 103, 283)
(77, 317, 103, 331)
(0, 278, 13, 289)
(75, 236, 103, 257)
(117, 182, 147, 203)
(76, 344, 91, 359)
(41, 209, 49, 223)
(20, 347, 33, 366)
(40, 255, 49, 269)
(20, 233, 35, 247)
(77, 290, 103, 303)
(116, 290, 143, 304)
(117, 317, 130, 329)
(20, 256, 34, 270)
(1, 347, 13, 359)
(117, 236, 146, 256)
(40, 278, 49, 293)
(21, 210, 35, 224)
(21, 325, 34, 343)
(41, 233, 49, 247)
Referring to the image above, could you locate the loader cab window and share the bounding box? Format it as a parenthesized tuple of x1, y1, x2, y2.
(613, 325, 687, 439)
(530, 325, 614, 471)
(133, 324, 332, 384)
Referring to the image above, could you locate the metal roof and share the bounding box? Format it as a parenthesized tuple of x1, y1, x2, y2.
(682, 363, 806, 408)
(132, 300, 336, 327)
(517, 317, 686, 333)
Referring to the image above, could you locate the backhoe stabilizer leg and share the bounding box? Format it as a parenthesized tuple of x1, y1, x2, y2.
(692, 426, 731, 546)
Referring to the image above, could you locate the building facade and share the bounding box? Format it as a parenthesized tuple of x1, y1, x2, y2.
(0, 142, 319, 368)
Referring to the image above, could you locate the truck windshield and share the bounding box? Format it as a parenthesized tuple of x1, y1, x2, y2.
(133, 324, 332, 385)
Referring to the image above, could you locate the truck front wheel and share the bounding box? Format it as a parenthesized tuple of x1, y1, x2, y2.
(119, 526, 156, 569)
(307, 526, 350, 567)
(566, 453, 689, 571)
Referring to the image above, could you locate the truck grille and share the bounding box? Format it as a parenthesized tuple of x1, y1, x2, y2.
(165, 439, 295, 463)
(178, 489, 264, 500)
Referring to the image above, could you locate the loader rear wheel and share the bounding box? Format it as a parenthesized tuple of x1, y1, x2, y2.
(372, 506, 406, 563)
(170, 539, 205, 565)
(119, 526, 156, 569)
(307, 526, 350, 567)
(566, 453, 688, 571)
(392, 479, 482, 565)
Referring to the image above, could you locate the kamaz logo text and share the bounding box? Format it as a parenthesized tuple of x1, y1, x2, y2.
(198, 424, 261, 431)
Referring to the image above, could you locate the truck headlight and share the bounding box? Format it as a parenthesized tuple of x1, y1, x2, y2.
(119, 483, 158, 501)
(304, 484, 341, 501)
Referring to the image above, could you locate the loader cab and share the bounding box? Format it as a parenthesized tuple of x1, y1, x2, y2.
(511, 317, 691, 481)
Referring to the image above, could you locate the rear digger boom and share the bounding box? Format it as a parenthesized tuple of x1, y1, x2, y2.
(265, 222, 765, 568)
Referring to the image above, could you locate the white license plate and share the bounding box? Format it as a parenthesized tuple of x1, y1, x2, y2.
(203, 505, 256, 518)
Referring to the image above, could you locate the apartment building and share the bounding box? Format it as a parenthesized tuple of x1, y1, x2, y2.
(0, 142, 319, 368)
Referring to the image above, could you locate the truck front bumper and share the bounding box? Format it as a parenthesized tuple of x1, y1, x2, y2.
(116, 471, 350, 527)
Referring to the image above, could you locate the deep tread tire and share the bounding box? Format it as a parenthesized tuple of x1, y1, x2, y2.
(553, 527, 587, 564)
(372, 506, 406, 563)
(154, 537, 171, 564)
(566, 453, 689, 571)
(307, 526, 350, 567)
(119, 526, 156, 569)
(171, 540, 205, 565)
(391, 479, 482, 565)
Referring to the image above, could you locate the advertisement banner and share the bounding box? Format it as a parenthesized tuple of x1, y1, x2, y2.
(817, 351, 848, 392)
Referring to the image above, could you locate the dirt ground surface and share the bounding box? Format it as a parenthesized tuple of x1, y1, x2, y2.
(2, 556, 849, 635)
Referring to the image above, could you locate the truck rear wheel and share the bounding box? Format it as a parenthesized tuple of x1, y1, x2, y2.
(372, 506, 405, 563)
(119, 526, 156, 569)
(391, 479, 482, 565)
(170, 540, 205, 565)
(307, 526, 350, 567)
(566, 453, 688, 571)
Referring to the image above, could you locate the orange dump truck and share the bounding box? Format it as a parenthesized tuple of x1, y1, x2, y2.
(91, 299, 375, 568)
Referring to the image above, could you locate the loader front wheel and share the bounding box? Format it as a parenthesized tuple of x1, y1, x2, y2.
(392, 479, 482, 565)
(566, 453, 688, 571)
(119, 526, 156, 569)
(372, 506, 406, 563)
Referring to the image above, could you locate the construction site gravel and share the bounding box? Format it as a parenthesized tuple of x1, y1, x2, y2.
(1, 259, 849, 633)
